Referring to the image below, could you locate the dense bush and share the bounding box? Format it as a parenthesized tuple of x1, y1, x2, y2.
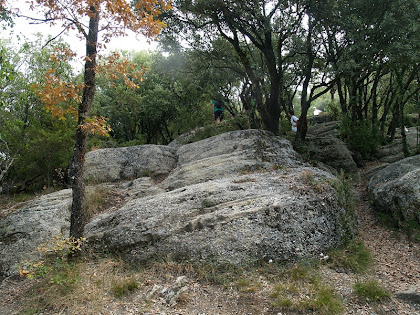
(339, 116, 382, 160)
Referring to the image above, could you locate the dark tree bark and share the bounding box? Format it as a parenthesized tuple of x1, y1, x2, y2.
(69, 6, 99, 240)
(296, 10, 314, 143)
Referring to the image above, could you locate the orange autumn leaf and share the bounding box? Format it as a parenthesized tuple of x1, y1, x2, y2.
(24, 0, 171, 139)
(98, 52, 146, 89)
(80, 116, 112, 137)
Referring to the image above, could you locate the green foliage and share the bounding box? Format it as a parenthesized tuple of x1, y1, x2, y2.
(332, 171, 357, 244)
(111, 278, 139, 297)
(328, 241, 372, 274)
(377, 212, 420, 243)
(0, 37, 76, 193)
(332, 171, 355, 212)
(339, 115, 381, 160)
(353, 279, 391, 302)
(270, 263, 344, 314)
(312, 286, 345, 315)
(324, 100, 341, 120)
(84, 186, 110, 219)
(18, 236, 85, 286)
(93, 50, 216, 146)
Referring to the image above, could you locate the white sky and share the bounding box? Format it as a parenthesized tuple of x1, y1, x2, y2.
(2, 1, 158, 69)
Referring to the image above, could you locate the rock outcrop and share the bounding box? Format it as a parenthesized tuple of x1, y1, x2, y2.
(375, 126, 420, 163)
(0, 189, 72, 276)
(0, 129, 358, 277)
(305, 121, 359, 174)
(84, 130, 357, 265)
(161, 129, 302, 190)
(85, 168, 355, 265)
(84, 145, 177, 183)
(368, 154, 420, 224)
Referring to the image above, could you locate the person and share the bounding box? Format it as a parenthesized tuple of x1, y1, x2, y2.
(288, 110, 299, 132)
(211, 99, 224, 123)
(313, 107, 322, 116)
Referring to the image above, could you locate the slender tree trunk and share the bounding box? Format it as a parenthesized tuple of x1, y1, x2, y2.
(69, 6, 99, 240)
(296, 13, 314, 143)
(337, 79, 347, 114)
(400, 102, 410, 157)
(387, 102, 399, 142)
(371, 71, 381, 128)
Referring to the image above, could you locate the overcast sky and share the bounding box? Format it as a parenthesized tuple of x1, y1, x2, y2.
(2, 1, 158, 69)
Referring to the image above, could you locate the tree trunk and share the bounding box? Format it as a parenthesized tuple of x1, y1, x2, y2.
(296, 13, 314, 143)
(400, 102, 410, 157)
(387, 102, 399, 142)
(69, 6, 99, 240)
(337, 80, 347, 114)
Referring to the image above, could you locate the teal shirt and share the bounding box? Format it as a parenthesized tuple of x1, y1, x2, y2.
(212, 99, 223, 112)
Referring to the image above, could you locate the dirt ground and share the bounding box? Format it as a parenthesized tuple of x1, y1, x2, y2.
(0, 163, 419, 315)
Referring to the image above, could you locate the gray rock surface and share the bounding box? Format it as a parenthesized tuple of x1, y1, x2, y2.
(0, 189, 72, 277)
(307, 121, 340, 138)
(305, 121, 360, 175)
(84, 145, 177, 183)
(375, 127, 420, 163)
(0, 129, 358, 277)
(161, 129, 303, 190)
(395, 286, 420, 309)
(85, 168, 356, 265)
(368, 155, 420, 223)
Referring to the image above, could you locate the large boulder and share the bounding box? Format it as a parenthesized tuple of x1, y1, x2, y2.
(305, 121, 360, 174)
(368, 155, 420, 224)
(0, 130, 358, 276)
(85, 168, 356, 265)
(161, 129, 303, 190)
(0, 190, 72, 277)
(84, 145, 177, 183)
(303, 136, 359, 175)
(85, 130, 357, 265)
(375, 127, 420, 163)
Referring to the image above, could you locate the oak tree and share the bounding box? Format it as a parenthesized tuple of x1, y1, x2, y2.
(7, 0, 171, 239)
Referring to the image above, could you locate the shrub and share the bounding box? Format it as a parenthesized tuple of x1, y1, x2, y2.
(19, 235, 85, 285)
(111, 278, 139, 297)
(339, 115, 381, 159)
(332, 171, 357, 244)
(332, 171, 355, 212)
(353, 279, 391, 302)
(325, 100, 341, 120)
(328, 241, 372, 273)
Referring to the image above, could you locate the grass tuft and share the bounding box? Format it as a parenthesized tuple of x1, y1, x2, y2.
(270, 263, 344, 314)
(111, 277, 139, 298)
(328, 240, 372, 273)
(353, 279, 391, 302)
(84, 185, 110, 219)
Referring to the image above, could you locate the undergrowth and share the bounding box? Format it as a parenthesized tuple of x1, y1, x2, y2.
(84, 185, 110, 219)
(270, 262, 344, 314)
(353, 279, 391, 302)
(377, 212, 420, 243)
(14, 241, 386, 314)
(328, 240, 372, 273)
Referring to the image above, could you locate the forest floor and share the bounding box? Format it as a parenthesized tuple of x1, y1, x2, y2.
(0, 162, 419, 314)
